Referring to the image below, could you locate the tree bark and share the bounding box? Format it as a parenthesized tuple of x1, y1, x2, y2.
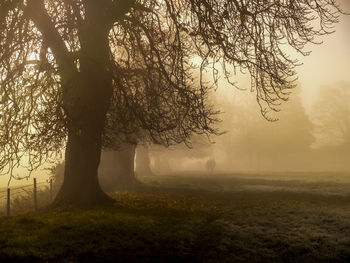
(53, 69, 114, 206)
(53, 27, 114, 207)
(53, 129, 114, 207)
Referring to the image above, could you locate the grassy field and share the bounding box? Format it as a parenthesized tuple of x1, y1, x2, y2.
(0, 172, 350, 262)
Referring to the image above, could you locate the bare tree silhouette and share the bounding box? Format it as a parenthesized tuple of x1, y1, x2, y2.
(0, 0, 344, 206)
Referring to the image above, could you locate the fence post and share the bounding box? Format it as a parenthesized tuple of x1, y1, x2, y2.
(49, 179, 53, 201)
(7, 188, 10, 217)
(34, 178, 37, 211)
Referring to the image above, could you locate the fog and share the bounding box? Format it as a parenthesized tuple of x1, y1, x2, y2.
(2, 49, 350, 188)
(130, 1, 350, 176)
(1, 0, 349, 187)
(142, 81, 349, 175)
(84, 0, 350, 181)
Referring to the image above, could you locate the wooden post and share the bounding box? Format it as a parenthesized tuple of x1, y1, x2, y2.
(49, 179, 53, 201)
(34, 178, 37, 211)
(7, 188, 10, 217)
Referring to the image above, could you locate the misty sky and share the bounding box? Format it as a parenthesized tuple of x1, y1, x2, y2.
(298, 0, 350, 110)
(214, 0, 350, 112)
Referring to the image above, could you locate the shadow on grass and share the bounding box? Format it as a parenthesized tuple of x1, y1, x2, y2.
(1, 172, 350, 262)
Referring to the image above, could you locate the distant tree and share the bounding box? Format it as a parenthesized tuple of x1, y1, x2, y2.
(150, 134, 214, 173)
(257, 86, 314, 155)
(99, 143, 138, 191)
(311, 82, 350, 151)
(217, 86, 314, 170)
(134, 145, 154, 177)
(100, 68, 218, 190)
(206, 159, 216, 173)
(0, 0, 344, 206)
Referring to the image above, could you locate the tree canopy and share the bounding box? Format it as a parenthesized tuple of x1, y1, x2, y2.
(0, 0, 345, 205)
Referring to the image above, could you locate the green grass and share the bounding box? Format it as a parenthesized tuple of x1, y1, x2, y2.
(0, 172, 350, 262)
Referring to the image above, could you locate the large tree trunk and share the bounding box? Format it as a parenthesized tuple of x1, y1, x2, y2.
(115, 144, 136, 187)
(53, 78, 115, 206)
(53, 70, 115, 206)
(53, 11, 114, 206)
(99, 144, 137, 191)
(54, 129, 114, 206)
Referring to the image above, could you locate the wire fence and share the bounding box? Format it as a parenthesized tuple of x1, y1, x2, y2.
(0, 178, 53, 217)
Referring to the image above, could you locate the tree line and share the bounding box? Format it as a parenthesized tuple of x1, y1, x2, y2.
(0, 0, 345, 206)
